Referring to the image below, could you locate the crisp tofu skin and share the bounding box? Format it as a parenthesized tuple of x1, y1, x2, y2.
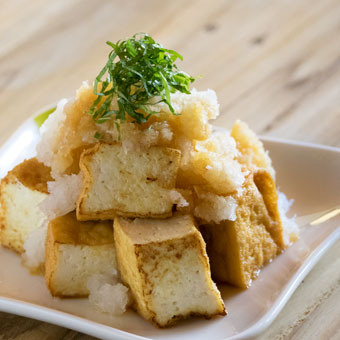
(114, 214, 226, 327)
(231, 120, 288, 250)
(253, 169, 286, 249)
(200, 176, 278, 288)
(77, 143, 181, 220)
(0, 158, 52, 253)
(45, 212, 116, 297)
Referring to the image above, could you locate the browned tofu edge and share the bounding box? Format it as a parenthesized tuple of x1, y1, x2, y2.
(0, 158, 52, 253)
(114, 216, 226, 327)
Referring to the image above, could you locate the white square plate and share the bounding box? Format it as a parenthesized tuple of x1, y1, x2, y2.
(0, 118, 339, 340)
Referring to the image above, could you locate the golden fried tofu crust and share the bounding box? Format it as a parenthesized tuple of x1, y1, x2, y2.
(231, 120, 287, 250)
(253, 169, 285, 249)
(48, 211, 114, 246)
(114, 214, 226, 327)
(0, 158, 52, 253)
(5, 158, 53, 194)
(200, 176, 278, 288)
(45, 212, 116, 297)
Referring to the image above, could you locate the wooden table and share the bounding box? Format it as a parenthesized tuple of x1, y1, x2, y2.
(0, 0, 339, 339)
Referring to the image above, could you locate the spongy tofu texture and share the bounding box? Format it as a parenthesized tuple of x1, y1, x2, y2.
(77, 143, 181, 220)
(0, 158, 52, 253)
(45, 212, 117, 297)
(114, 215, 225, 327)
(200, 176, 278, 288)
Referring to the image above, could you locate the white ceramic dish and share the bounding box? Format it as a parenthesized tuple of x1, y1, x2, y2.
(0, 117, 339, 340)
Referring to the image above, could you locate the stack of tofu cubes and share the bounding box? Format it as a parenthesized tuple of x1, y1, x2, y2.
(0, 85, 297, 327)
(0, 145, 226, 327)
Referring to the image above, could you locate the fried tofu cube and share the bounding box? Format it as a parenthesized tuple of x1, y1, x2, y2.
(77, 143, 181, 220)
(45, 212, 116, 297)
(114, 214, 226, 327)
(231, 120, 290, 250)
(200, 176, 278, 288)
(0, 158, 52, 253)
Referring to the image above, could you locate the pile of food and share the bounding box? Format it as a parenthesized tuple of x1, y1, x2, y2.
(0, 34, 298, 327)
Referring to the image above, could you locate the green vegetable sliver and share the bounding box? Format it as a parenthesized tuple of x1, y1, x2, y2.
(34, 107, 56, 128)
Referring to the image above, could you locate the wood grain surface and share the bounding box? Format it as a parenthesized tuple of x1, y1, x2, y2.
(0, 0, 339, 339)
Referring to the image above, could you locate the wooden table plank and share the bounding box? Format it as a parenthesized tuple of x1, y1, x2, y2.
(0, 0, 339, 339)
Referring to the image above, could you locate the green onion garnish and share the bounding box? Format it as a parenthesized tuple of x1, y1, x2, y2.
(89, 33, 195, 125)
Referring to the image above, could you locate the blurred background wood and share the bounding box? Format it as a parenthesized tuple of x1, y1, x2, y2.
(0, 0, 339, 339)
